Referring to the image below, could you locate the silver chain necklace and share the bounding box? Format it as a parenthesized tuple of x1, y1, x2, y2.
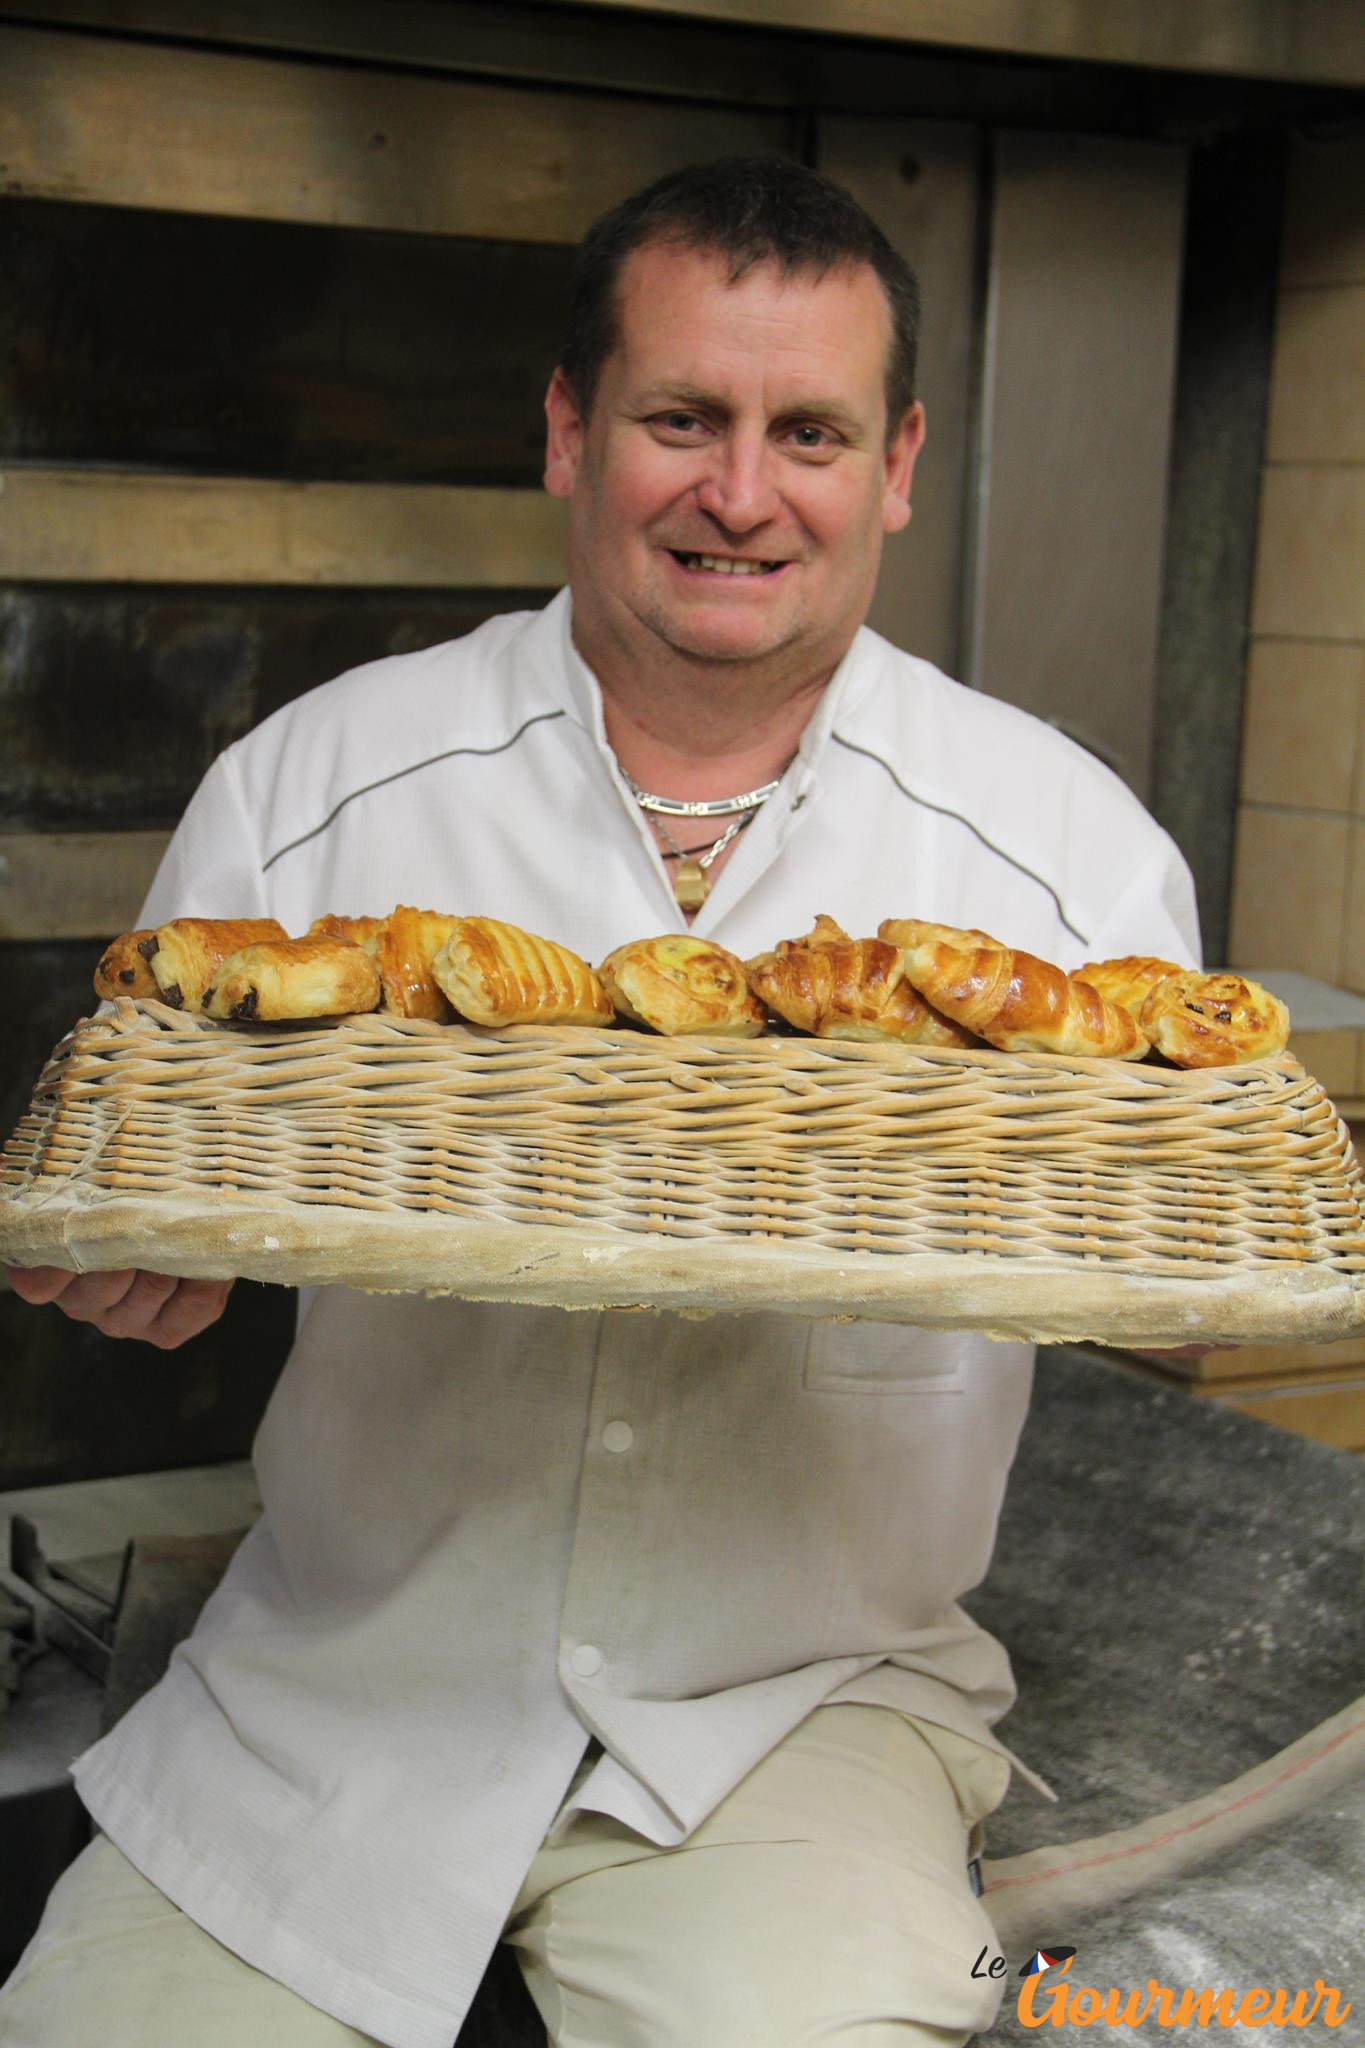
(624, 770, 782, 912)
(625, 775, 783, 819)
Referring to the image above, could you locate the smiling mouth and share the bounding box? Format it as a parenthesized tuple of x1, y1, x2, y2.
(669, 551, 786, 576)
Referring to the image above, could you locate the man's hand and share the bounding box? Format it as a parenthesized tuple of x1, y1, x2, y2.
(5, 1265, 233, 1349)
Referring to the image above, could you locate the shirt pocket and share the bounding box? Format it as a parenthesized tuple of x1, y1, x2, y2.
(803, 1322, 968, 1396)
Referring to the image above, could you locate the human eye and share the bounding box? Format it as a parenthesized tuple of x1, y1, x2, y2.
(648, 409, 709, 441)
(783, 420, 842, 459)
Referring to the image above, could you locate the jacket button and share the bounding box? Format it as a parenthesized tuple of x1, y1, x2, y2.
(569, 1644, 603, 1677)
(602, 1419, 634, 1452)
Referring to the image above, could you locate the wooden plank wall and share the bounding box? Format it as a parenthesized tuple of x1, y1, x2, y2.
(0, 17, 795, 1485)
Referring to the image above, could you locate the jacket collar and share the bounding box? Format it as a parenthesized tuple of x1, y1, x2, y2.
(529, 585, 875, 795)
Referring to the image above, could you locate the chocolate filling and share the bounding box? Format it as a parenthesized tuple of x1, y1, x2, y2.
(137, 934, 159, 961)
(230, 990, 258, 1020)
(161, 982, 184, 1008)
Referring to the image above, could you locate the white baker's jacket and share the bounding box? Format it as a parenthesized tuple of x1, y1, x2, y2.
(72, 593, 1200, 2047)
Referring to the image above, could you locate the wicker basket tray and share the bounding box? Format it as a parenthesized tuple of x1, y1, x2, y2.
(3, 999, 1365, 1345)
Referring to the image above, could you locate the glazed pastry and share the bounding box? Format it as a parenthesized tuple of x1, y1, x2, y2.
(93, 929, 159, 1000)
(307, 913, 387, 947)
(898, 932, 1148, 1059)
(308, 908, 458, 1019)
(1073, 954, 1182, 1020)
(749, 915, 978, 1046)
(431, 917, 614, 1026)
(878, 917, 1005, 955)
(599, 934, 766, 1036)
(143, 917, 287, 1011)
(366, 906, 461, 1022)
(203, 937, 381, 1022)
(1138, 970, 1290, 1068)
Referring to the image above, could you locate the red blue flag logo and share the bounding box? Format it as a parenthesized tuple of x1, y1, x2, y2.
(1019, 1947, 1077, 1977)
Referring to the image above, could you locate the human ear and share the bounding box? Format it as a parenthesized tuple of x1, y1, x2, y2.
(881, 401, 926, 535)
(544, 366, 585, 499)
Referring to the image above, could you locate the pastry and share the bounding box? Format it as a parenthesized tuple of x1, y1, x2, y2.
(93, 930, 159, 1000)
(599, 934, 766, 1036)
(431, 918, 614, 1026)
(1073, 954, 1182, 1019)
(749, 915, 978, 1046)
(203, 936, 381, 1022)
(878, 917, 1005, 954)
(898, 931, 1148, 1059)
(142, 917, 287, 1011)
(309, 908, 459, 1019)
(1138, 970, 1290, 1068)
(307, 913, 387, 947)
(368, 906, 461, 1022)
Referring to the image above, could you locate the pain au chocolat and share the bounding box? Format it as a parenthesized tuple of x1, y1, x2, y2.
(203, 936, 381, 1021)
(94, 929, 160, 1000)
(142, 918, 287, 1012)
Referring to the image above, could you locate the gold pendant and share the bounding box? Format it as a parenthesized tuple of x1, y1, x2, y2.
(674, 859, 709, 911)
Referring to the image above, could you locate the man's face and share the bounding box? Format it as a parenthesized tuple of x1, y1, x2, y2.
(545, 240, 924, 679)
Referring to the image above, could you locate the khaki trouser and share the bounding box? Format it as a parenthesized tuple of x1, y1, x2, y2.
(0, 1704, 1009, 2047)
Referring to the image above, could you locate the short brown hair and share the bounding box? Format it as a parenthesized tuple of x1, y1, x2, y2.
(560, 157, 920, 445)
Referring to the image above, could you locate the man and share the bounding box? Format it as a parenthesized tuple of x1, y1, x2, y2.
(4, 159, 1198, 2046)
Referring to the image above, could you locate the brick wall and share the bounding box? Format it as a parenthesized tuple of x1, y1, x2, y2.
(1230, 135, 1365, 986)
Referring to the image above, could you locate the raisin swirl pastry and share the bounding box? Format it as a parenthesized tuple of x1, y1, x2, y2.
(1137, 970, 1290, 1068)
(599, 934, 766, 1036)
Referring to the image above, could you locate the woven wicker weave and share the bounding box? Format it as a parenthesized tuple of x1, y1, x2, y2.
(3, 998, 1364, 1344)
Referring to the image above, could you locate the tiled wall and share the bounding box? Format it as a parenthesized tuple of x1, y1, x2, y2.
(1229, 135, 1365, 987)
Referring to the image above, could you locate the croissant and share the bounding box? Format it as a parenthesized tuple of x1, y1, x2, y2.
(1138, 970, 1290, 1068)
(898, 934, 1149, 1059)
(1073, 955, 1182, 1019)
(94, 929, 159, 1000)
(878, 917, 1004, 954)
(600, 934, 766, 1036)
(749, 915, 978, 1046)
(431, 917, 614, 1026)
(203, 937, 381, 1022)
(142, 917, 288, 1012)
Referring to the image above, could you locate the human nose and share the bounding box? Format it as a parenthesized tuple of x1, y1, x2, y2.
(693, 428, 781, 533)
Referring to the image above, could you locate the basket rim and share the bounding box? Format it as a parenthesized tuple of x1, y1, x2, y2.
(5, 998, 1363, 1346)
(45, 997, 1319, 1095)
(4, 1187, 1363, 1347)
